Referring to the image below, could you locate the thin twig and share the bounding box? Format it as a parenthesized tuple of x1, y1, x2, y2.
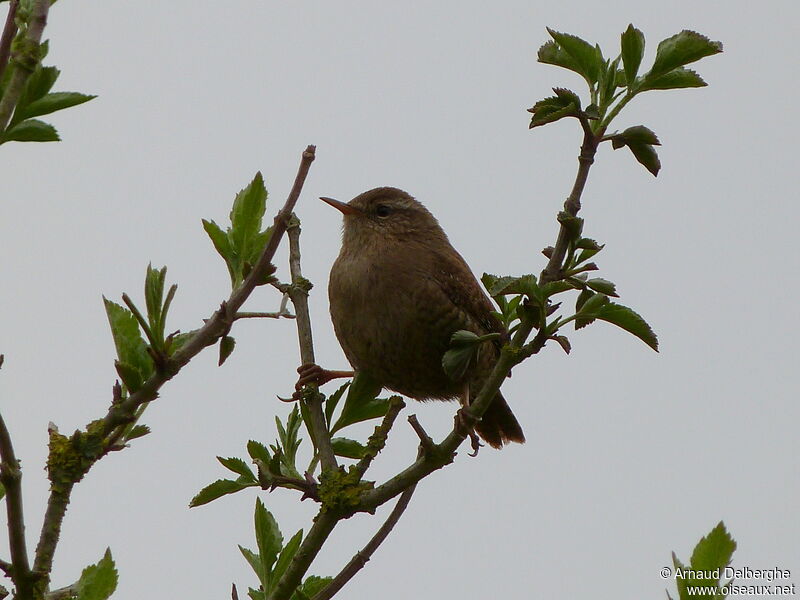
(286, 215, 338, 474)
(352, 397, 405, 479)
(0, 412, 35, 598)
(312, 485, 417, 600)
(45, 583, 78, 600)
(30, 146, 317, 591)
(0, 0, 19, 82)
(541, 122, 600, 283)
(0, 0, 49, 132)
(233, 311, 295, 320)
(407, 415, 436, 455)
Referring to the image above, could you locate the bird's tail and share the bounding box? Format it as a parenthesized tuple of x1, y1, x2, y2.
(474, 391, 525, 449)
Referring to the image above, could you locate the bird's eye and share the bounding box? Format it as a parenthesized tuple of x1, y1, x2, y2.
(375, 204, 392, 218)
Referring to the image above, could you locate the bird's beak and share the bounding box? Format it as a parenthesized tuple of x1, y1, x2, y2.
(320, 197, 361, 215)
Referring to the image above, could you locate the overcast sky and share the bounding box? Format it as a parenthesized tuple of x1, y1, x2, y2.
(1, 1, 798, 599)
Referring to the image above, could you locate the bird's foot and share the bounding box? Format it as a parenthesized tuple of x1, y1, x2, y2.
(455, 407, 483, 457)
(287, 363, 354, 401)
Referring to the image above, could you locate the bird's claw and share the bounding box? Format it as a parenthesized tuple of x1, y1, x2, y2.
(455, 407, 483, 457)
(290, 363, 354, 401)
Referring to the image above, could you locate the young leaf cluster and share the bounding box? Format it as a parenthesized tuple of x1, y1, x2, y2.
(239, 499, 331, 600)
(103, 265, 183, 445)
(191, 375, 395, 507)
(0, 38, 94, 144)
(472, 213, 658, 359)
(530, 25, 721, 175)
(203, 172, 276, 288)
(669, 522, 737, 600)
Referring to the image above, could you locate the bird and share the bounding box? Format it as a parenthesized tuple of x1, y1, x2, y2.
(300, 187, 524, 450)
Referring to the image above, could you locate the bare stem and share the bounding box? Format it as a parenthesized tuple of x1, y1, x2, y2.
(0, 0, 19, 82)
(286, 216, 338, 474)
(313, 485, 417, 600)
(0, 0, 49, 132)
(541, 119, 601, 283)
(233, 311, 295, 320)
(0, 412, 35, 599)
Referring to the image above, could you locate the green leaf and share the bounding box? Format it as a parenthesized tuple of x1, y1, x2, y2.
(574, 291, 609, 330)
(0, 482, 5, 501)
(620, 24, 645, 87)
(271, 530, 304, 594)
(593, 302, 658, 350)
(293, 576, 333, 600)
(541, 280, 573, 298)
(614, 125, 661, 146)
(247, 440, 272, 466)
(331, 437, 367, 459)
(690, 521, 736, 573)
(442, 330, 500, 382)
(585, 278, 618, 297)
(189, 478, 256, 507)
(598, 58, 619, 109)
(527, 87, 582, 128)
(75, 548, 118, 600)
(612, 127, 661, 176)
(230, 172, 269, 269)
(14, 91, 95, 122)
(203, 218, 234, 262)
(627, 141, 661, 176)
(483, 273, 525, 297)
(254, 498, 282, 576)
(537, 40, 582, 78)
(219, 335, 236, 366)
(239, 545, 266, 587)
(671, 522, 736, 600)
(104, 298, 153, 391)
(648, 30, 722, 79)
(574, 288, 593, 312)
(0, 118, 59, 142)
(125, 424, 150, 441)
(332, 371, 387, 433)
(557, 211, 584, 240)
(544, 28, 603, 85)
(114, 361, 144, 392)
(14, 65, 59, 117)
(638, 67, 707, 91)
(324, 382, 350, 427)
(217, 456, 256, 481)
(144, 264, 167, 343)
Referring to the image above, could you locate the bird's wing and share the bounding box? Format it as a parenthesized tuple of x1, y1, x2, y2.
(426, 243, 506, 339)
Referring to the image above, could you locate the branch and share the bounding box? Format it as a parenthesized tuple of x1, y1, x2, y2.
(0, 0, 49, 132)
(286, 216, 338, 474)
(0, 411, 35, 598)
(357, 320, 536, 513)
(352, 396, 405, 479)
(268, 509, 339, 600)
(0, 0, 19, 82)
(233, 311, 295, 320)
(540, 123, 600, 283)
(29, 145, 317, 589)
(101, 145, 316, 435)
(312, 485, 417, 600)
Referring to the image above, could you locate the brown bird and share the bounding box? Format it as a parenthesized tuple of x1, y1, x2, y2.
(304, 187, 524, 450)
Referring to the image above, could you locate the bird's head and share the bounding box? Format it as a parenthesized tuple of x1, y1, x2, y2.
(321, 187, 446, 249)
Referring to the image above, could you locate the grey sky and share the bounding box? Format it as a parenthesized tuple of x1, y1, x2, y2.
(1, 1, 798, 598)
